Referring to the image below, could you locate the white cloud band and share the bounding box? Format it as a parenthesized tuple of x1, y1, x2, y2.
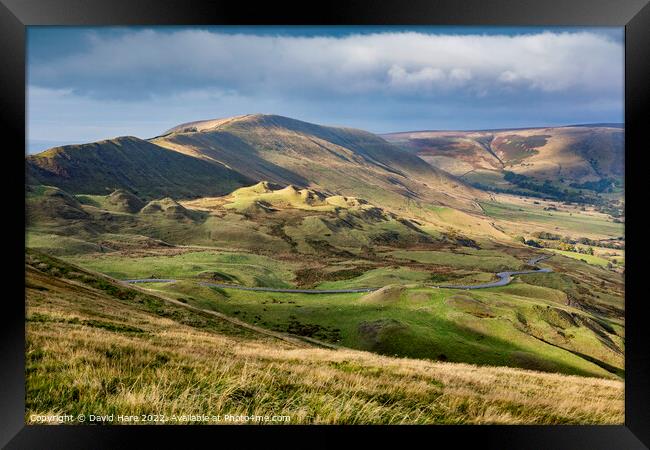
(31, 30, 623, 99)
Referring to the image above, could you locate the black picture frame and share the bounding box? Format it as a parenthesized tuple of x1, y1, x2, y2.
(2, 0, 648, 448)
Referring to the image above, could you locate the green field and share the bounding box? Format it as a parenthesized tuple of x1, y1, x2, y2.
(548, 249, 610, 267)
(26, 250, 624, 424)
(462, 170, 524, 191)
(480, 201, 623, 238)
(65, 251, 297, 288)
(26, 231, 104, 256)
(24, 113, 626, 424)
(62, 248, 519, 291)
(138, 277, 623, 380)
(315, 267, 433, 289)
(29, 180, 626, 384)
(389, 248, 524, 272)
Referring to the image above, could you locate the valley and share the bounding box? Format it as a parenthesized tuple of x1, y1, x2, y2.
(25, 250, 623, 424)
(25, 114, 625, 424)
(384, 125, 624, 216)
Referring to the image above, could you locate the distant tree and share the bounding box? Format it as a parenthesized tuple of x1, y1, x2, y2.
(586, 247, 594, 255)
(558, 242, 576, 252)
(533, 231, 561, 240)
(514, 235, 525, 244)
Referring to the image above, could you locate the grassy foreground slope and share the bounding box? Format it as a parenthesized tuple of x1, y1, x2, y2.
(26, 250, 623, 424)
(143, 276, 623, 379)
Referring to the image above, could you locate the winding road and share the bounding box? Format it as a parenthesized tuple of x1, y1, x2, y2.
(436, 254, 553, 290)
(121, 254, 553, 293)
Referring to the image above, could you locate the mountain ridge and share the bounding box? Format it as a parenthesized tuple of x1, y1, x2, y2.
(383, 125, 624, 188)
(26, 135, 253, 200)
(382, 123, 624, 135)
(151, 114, 485, 213)
(27, 114, 486, 215)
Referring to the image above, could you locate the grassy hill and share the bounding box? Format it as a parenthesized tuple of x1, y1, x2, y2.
(132, 258, 623, 379)
(26, 180, 625, 379)
(26, 136, 252, 200)
(384, 125, 624, 202)
(26, 181, 444, 257)
(25, 249, 623, 424)
(27, 114, 485, 213)
(24, 114, 625, 423)
(153, 114, 485, 214)
(26, 115, 512, 240)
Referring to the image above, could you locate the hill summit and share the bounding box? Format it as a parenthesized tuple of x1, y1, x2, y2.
(152, 114, 484, 212)
(27, 114, 485, 216)
(26, 136, 251, 200)
(224, 181, 373, 213)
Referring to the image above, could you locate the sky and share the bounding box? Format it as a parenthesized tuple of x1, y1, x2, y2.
(27, 26, 624, 154)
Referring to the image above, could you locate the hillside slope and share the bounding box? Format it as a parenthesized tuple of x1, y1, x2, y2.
(26, 136, 252, 200)
(26, 250, 624, 424)
(153, 114, 485, 213)
(27, 182, 625, 379)
(384, 125, 624, 187)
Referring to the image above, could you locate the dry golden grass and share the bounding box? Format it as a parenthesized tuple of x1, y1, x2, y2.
(25, 254, 624, 425)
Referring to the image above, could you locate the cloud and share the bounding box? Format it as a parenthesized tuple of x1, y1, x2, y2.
(27, 28, 624, 147)
(29, 29, 623, 101)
